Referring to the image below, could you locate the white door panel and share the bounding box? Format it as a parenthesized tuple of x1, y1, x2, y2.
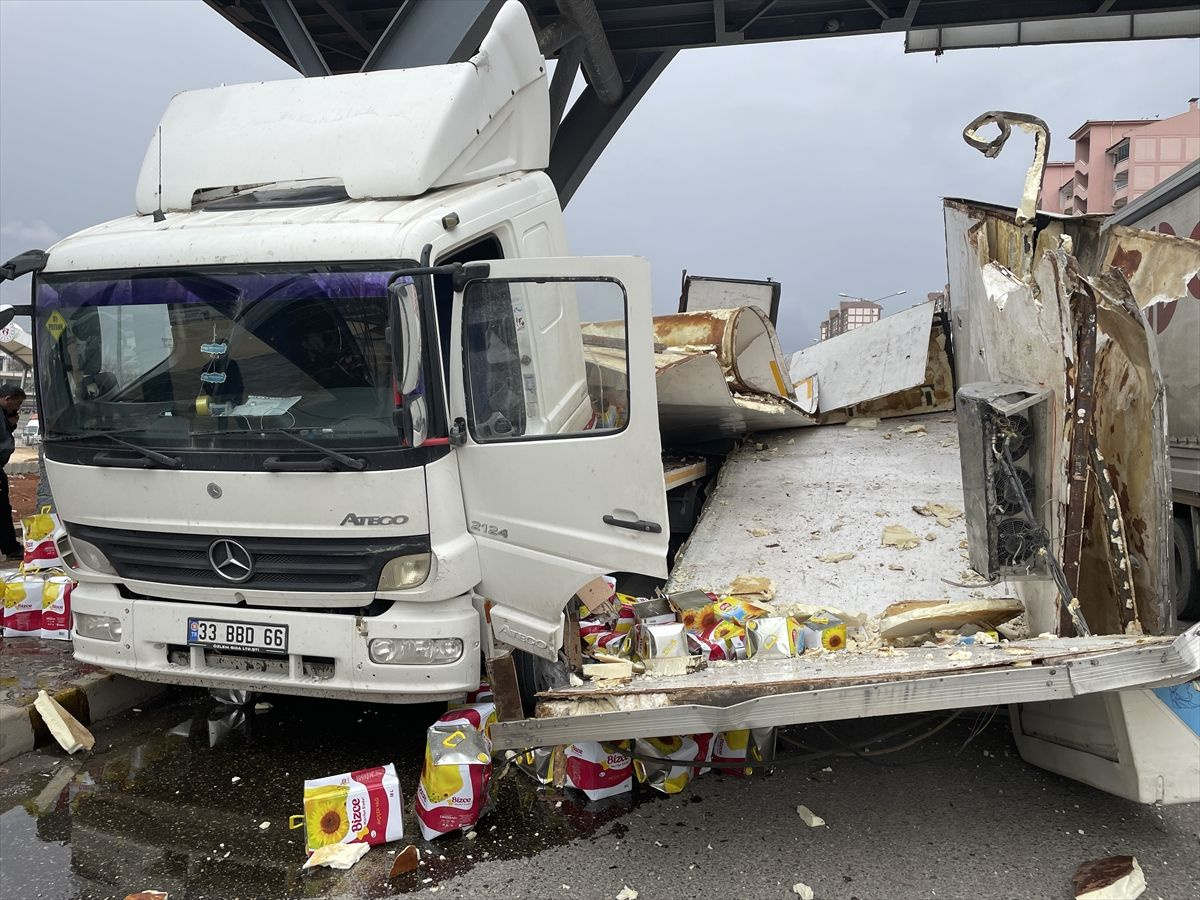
(449, 257, 668, 656)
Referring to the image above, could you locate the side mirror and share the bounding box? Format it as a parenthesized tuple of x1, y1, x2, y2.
(388, 277, 422, 396)
(0, 306, 15, 329)
(1, 249, 48, 282)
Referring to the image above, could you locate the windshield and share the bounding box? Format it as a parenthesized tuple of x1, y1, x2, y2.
(36, 266, 429, 468)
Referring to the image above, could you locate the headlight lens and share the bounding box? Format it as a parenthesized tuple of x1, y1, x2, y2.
(58, 535, 118, 576)
(368, 637, 463, 665)
(75, 612, 123, 642)
(377, 552, 433, 590)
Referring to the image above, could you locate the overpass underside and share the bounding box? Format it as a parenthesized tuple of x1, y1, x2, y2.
(205, 0, 1200, 204)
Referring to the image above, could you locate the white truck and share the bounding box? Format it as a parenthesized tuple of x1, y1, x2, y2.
(6, 3, 1198, 804)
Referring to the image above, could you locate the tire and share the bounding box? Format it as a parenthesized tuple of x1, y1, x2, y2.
(1171, 514, 1200, 621)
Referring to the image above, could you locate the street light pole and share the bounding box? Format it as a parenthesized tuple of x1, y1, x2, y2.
(837, 289, 907, 304)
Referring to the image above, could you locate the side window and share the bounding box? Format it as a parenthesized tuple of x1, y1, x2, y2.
(463, 278, 628, 442)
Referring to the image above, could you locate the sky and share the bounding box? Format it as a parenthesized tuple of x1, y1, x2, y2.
(1, 0, 1198, 350)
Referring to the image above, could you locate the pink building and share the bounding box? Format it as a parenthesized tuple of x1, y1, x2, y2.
(1039, 99, 1200, 215)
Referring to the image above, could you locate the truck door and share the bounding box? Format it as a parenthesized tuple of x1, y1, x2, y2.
(448, 257, 668, 659)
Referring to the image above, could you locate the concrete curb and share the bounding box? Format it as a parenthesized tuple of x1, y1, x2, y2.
(0, 671, 166, 764)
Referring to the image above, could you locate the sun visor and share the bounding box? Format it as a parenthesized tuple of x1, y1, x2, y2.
(135, 0, 548, 213)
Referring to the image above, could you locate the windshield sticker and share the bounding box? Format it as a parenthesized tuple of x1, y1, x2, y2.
(45, 310, 67, 340)
(200, 371, 228, 385)
(201, 341, 228, 356)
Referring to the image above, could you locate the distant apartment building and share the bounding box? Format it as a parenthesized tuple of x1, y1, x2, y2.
(819, 299, 881, 341)
(1040, 99, 1200, 215)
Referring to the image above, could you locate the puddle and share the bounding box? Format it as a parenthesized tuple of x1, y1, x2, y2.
(0, 693, 662, 900)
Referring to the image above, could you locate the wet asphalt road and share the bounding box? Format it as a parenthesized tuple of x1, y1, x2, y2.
(0, 691, 1197, 900)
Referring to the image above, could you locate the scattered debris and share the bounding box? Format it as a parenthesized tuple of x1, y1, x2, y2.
(924, 532, 937, 541)
(792, 884, 815, 900)
(726, 574, 776, 602)
(947, 650, 973, 661)
(569, 673, 584, 687)
(34, 690, 95, 754)
(887, 564, 905, 572)
(845, 417, 878, 429)
(881, 524, 921, 550)
(899, 423, 927, 435)
(582, 660, 635, 680)
(796, 805, 825, 827)
(231, 776, 241, 784)
(1072, 856, 1147, 900)
(877, 598, 1024, 640)
(254, 702, 273, 713)
(817, 552, 856, 563)
(259, 821, 271, 830)
(465, 830, 478, 841)
(302, 842, 370, 871)
(390, 845, 421, 877)
(616, 887, 639, 900)
(123, 892, 168, 900)
(913, 501, 963, 527)
(748, 527, 773, 538)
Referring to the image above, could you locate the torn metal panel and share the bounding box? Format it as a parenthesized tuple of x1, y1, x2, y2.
(1100, 225, 1200, 501)
(828, 319, 955, 421)
(786, 302, 936, 413)
(1080, 271, 1172, 636)
(962, 111, 1050, 226)
(944, 190, 1177, 638)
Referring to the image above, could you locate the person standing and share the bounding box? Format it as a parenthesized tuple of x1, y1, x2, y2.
(0, 384, 27, 560)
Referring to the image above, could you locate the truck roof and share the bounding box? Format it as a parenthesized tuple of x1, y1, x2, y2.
(135, 1, 547, 215)
(44, 171, 556, 273)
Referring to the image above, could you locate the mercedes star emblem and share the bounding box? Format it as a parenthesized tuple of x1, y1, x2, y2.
(208, 538, 254, 583)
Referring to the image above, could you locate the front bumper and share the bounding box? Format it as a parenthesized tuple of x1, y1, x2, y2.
(71, 582, 481, 703)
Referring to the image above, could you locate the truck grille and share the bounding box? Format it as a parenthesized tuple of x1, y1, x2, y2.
(68, 524, 425, 593)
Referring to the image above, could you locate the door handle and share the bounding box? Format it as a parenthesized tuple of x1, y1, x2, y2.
(449, 417, 468, 447)
(603, 515, 663, 534)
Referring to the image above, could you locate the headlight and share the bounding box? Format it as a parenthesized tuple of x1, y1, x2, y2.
(58, 535, 118, 576)
(377, 552, 432, 590)
(368, 637, 463, 665)
(75, 612, 123, 642)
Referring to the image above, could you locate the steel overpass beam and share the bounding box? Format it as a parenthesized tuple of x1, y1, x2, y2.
(362, 0, 508, 71)
(549, 50, 677, 207)
(262, 0, 330, 77)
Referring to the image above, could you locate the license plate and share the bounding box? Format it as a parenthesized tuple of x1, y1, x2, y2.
(187, 618, 288, 655)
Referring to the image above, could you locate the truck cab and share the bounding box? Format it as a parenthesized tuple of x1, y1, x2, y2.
(36, 3, 668, 702)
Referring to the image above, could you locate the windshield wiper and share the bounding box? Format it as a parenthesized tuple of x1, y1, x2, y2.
(260, 429, 367, 472)
(95, 436, 184, 469)
(45, 429, 184, 469)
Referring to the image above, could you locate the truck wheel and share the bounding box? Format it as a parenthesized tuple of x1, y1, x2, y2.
(1172, 514, 1200, 621)
(512, 649, 570, 718)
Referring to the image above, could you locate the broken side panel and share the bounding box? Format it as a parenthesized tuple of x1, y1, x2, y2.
(944, 198, 1176, 636)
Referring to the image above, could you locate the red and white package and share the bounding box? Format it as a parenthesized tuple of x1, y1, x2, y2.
(564, 741, 633, 801)
(290, 764, 405, 854)
(415, 702, 496, 840)
(40, 576, 73, 641)
(710, 728, 776, 778)
(3, 574, 43, 637)
(21, 509, 66, 573)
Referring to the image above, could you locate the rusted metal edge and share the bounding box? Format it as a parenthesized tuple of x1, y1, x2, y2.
(1089, 441, 1140, 632)
(1061, 280, 1098, 634)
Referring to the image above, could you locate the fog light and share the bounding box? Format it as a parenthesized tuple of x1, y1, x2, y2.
(75, 612, 123, 642)
(58, 535, 118, 576)
(377, 552, 432, 590)
(368, 637, 463, 665)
